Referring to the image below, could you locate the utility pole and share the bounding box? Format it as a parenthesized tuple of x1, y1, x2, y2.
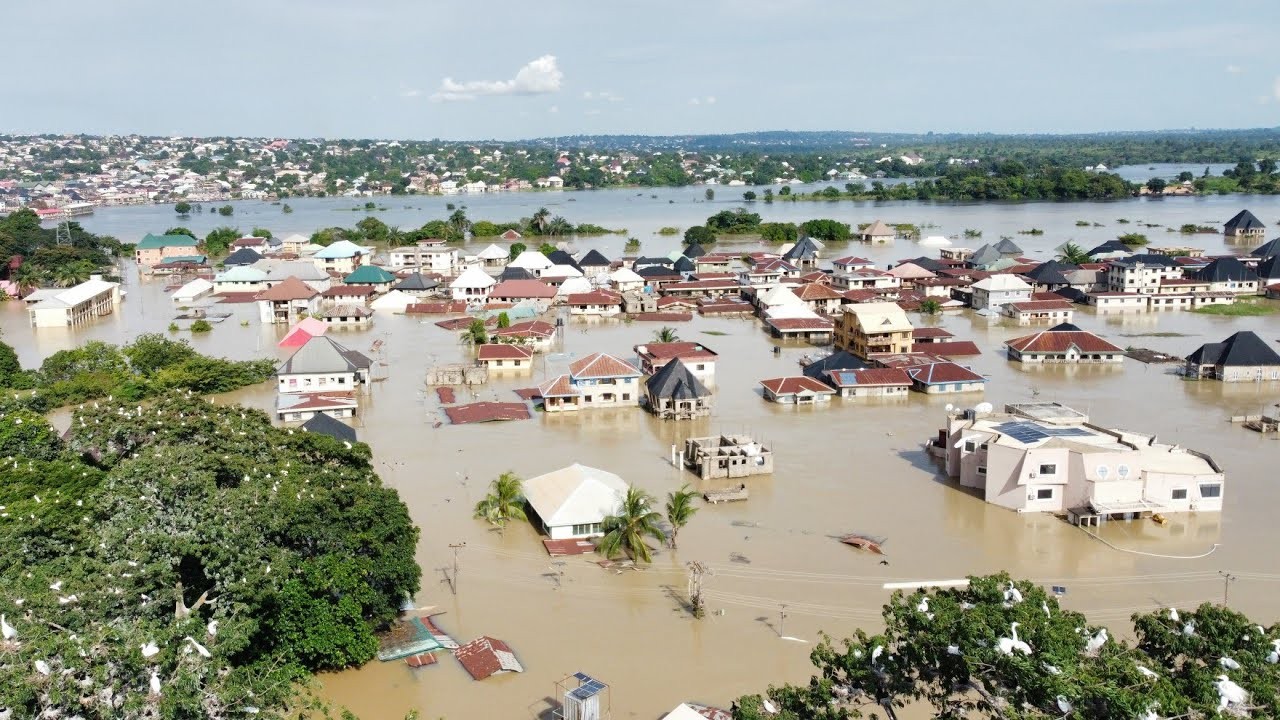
(1219, 571, 1236, 607)
(686, 561, 711, 618)
(778, 604, 788, 638)
(447, 542, 466, 595)
(549, 561, 567, 589)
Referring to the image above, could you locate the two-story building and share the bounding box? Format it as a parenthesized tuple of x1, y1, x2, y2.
(969, 274, 1032, 311)
(537, 352, 642, 412)
(634, 342, 718, 383)
(276, 335, 372, 393)
(311, 240, 372, 275)
(389, 243, 459, 273)
(1106, 255, 1184, 294)
(134, 233, 200, 266)
(833, 302, 914, 359)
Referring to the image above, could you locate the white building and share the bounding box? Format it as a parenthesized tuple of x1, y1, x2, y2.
(27, 276, 122, 327)
(276, 335, 372, 394)
(970, 274, 1032, 311)
(311, 240, 372, 275)
(522, 463, 628, 540)
(1106, 256, 1183, 294)
(450, 266, 497, 303)
(171, 278, 214, 305)
(388, 244, 459, 272)
(509, 250, 554, 278)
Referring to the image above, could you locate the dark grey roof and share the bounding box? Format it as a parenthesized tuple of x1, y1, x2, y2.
(277, 336, 371, 375)
(1258, 255, 1280, 280)
(545, 250, 581, 271)
(993, 238, 1023, 255)
(904, 256, 948, 273)
(578, 249, 611, 267)
(1087, 240, 1132, 257)
(633, 256, 673, 269)
(301, 412, 358, 443)
(636, 265, 678, 278)
(1048, 322, 1083, 332)
(682, 243, 707, 259)
(1024, 260, 1078, 285)
(499, 266, 535, 281)
(968, 244, 1002, 266)
(783, 236, 821, 261)
(394, 273, 439, 291)
(1186, 331, 1280, 367)
(1191, 257, 1258, 283)
(802, 351, 869, 381)
(223, 248, 263, 266)
(645, 359, 711, 400)
(1053, 287, 1090, 304)
(1109, 253, 1179, 268)
(1225, 209, 1265, 231)
(673, 256, 695, 273)
(1250, 238, 1280, 259)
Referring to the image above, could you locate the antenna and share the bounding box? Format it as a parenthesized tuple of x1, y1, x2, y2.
(55, 220, 73, 245)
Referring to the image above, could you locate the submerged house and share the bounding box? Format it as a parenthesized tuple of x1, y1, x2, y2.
(1005, 323, 1124, 364)
(537, 352, 642, 412)
(255, 276, 320, 324)
(759, 376, 836, 404)
(276, 335, 372, 393)
(26, 277, 122, 328)
(644, 358, 712, 419)
(523, 463, 628, 539)
(1224, 209, 1265, 239)
(1184, 331, 1280, 381)
(932, 402, 1225, 518)
(682, 435, 773, 480)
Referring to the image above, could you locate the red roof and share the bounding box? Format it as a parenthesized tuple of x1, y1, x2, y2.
(444, 402, 531, 424)
(1006, 329, 1124, 354)
(767, 317, 834, 331)
(911, 340, 981, 357)
(661, 279, 741, 291)
(255, 276, 318, 301)
(906, 362, 986, 385)
(841, 289, 881, 303)
(825, 368, 912, 387)
(322, 285, 375, 298)
(566, 290, 623, 305)
(635, 342, 718, 362)
(760, 376, 835, 396)
(277, 391, 356, 412)
(793, 283, 843, 301)
(543, 538, 596, 556)
(489, 279, 557, 299)
(656, 296, 698, 309)
(406, 300, 468, 314)
(798, 271, 830, 284)
(477, 344, 534, 361)
(832, 256, 873, 267)
(453, 636, 522, 680)
(569, 352, 640, 378)
(630, 312, 693, 322)
(493, 319, 556, 339)
(912, 327, 955, 339)
(537, 374, 577, 397)
(1005, 300, 1074, 312)
(752, 259, 798, 273)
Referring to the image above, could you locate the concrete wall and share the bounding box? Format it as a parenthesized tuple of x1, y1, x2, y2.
(278, 371, 358, 393)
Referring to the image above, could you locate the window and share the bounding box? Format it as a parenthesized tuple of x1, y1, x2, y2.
(1199, 484, 1221, 498)
(571, 523, 601, 535)
(1038, 464, 1057, 475)
(495, 360, 503, 367)
(622, 393, 630, 401)
(977, 466, 987, 475)
(1171, 488, 1188, 500)
(1036, 488, 1054, 500)
(696, 364, 705, 371)
(963, 440, 976, 453)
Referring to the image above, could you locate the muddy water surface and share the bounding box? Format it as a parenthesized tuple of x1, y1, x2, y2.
(7, 188, 1280, 719)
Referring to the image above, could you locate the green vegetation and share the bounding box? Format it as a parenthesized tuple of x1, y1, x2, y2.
(759, 222, 798, 244)
(0, 392, 419, 717)
(189, 319, 212, 333)
(963, 228, 983, 238)
(1, 209, 121, 290)
(624, 237, 641, 252)
(800, 218, 852, 243)
(202, 226, 239, 256)
(496, 311, 511, 329)
(705, 188, 715, 201)
(167, 322, 179, 333)
(684, 225, 716, 245)
(700, 330, 729, 336)
(777, 166, 1134, 202)
(466, 318, 488, 345)
(216, 204, 234, 216)
(1018, 228, 1045, 235)
(282, 202, 293, 214)
(1057, 242, 1091, 265)
(1118, 232, 1149, 246)
(731, 573, 1279, 719)
(1179, 223, 1218, 234)
(919, 299, 942, 315)
(657, 226, 681, 235)
(664, 485, 699, 549)
(0, 334, 275, 413)
(174, 201, 192, 215)
(653, 326, 680, 343)
(1075, 219, 1091, 227)
(473, 472, 527, 535)
(742, 191, 757, 201)
(508, 242, 527, 259)
(597, 486, 666, 563)
(706, 208, 762, 234)
(1192, 300, 1275, 316)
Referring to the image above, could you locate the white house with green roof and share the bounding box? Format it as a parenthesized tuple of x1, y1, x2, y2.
(343, 265, 396, 293)
(134, 233, 199, 266)
(311, 240, 372, 274)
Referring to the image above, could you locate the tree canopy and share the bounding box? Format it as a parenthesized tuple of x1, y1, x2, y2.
(733, 573, 1279, 719)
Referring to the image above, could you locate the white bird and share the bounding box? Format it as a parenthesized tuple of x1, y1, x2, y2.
(49, 580, 63, 591)
(998, 622, 1032, 655)
(1219, 656, 1241, 671)
(1003, 581, 1023, 605)
(185, 636, 211, 658)
(762, 699, 777, 714)
(207, 620, 218, 637)
(1182, 621, 1196, 637)
(141, 641, 159, 659)
(1043, 662, 1061, 675)
(1085, 628, 1108, 655)
(1267, 639, 1280, 664)
(34, 659, 51, 676)
(946, 644, 961, 656)
(1042, 601, 1051, 619)
(1056, 695, 1072, 714)
(1, 614, 16, 641)
(57, 594, 78, 605)
(1136, 665, 1158, 680)
(149, 670, 162, 697)
(870, 645, 884, 665)
(1214, 675, 1248, 710)
(916, 597, 929, 614)
(1137, 706, 1161, 720)
(1167, 607, 1178, 622)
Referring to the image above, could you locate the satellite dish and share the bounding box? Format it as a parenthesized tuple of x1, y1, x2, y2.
(945, 404, 955, 413)
(974, 402, 994, 414)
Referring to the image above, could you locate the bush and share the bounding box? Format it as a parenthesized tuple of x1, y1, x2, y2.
(684, 225, 717, 245)
(759, 222, 798, 244)
(657, 226, 680, 235)
(1118, 232, 1149, 246)
(799, 218, 851, 242)
(217, 204, 234, 216)
(190, 319, 213, 333)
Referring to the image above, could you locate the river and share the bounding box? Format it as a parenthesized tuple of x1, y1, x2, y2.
(8, 166, 1280, 719)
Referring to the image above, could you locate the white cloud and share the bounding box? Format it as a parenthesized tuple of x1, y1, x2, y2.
(548, 105, 559, 114)
(705, 95, 717, 105)
(1274, 76, 1280, 101)
(1225, 64, 1243, 74)
(688, 97, 700, 105)
(584, 109, 601, 116)
(431, 55, 563, 102)
(399, 88, 422, 98)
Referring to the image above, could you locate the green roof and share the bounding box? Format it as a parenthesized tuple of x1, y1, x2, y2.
(160, 255, 208, 264)
(343, 265, 396, 284)
(137, 233, 199, 250)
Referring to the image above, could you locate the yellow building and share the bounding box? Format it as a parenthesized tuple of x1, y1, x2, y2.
(834, 302, 913, 358)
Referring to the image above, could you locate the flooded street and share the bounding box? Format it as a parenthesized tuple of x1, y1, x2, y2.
(6, 182, 1279, 719)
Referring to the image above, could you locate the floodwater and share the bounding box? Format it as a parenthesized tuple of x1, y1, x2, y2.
(8, 174, 1280, 719)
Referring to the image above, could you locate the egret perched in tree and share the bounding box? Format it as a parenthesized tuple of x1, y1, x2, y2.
(1219, 656, 1241, 671)
(207, 620, 218, 637)
(998, 622, 1031, 655)
(1085, 628, 1108, 655)
(1042, 601, 1051, 619)
(34, 659, 50, 676)
(1215, 675, 1248, 711)
(870, 645, 884, 665)
(1056, 695, 1073, 714)
(140, 641, 159, 659)
(1043, 662, 1061, 675)
(1182, 621, 1196, 637)
(149, 670, 162, 697)
(185, 636, 211, 658)
(946, 645, 961, 656)
(1003, 581, 1023, 605)
(1268, 639, 1280, 664)
(0, 615, 15, 641)
(48, 580, 62, 591)
(1135, 664, 1158, 680)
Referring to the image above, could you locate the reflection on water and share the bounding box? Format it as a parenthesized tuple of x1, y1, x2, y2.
(7, 187, 1280, 719)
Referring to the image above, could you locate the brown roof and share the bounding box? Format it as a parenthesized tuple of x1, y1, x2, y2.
(840, 289, 881, 303)
(824, 367, 912, 388)
(911, 340, 981, 357)
(255, 276, 318, 301)
(635, 342, 718, 362)
(912, 327, 955, 339)
(661, 279, 741, 291)
(906, 362, 986, 384)
(494, 319, 556, 339)
(793, 283, 843, 301)
(566, 290, 623, 305)
(489, 279, 557, 299)
(760, 376, 835, 396)
(443, 402, 531, 425)
(656, 296, 699, 309)
(454, 636, 522, 680)
(406, 300, 468, 314)
(537, 374, 577, 397)
(276, 391, 356, 412)
(477, 344, 534, 361)
(569, 352, 640, 378)
(832, 256, 873, 266)
(767, 317, 834, 331)
(1006, 300, 1074, 312)
(1006, 329, 1124, 354)
(322, 285, 375, 298)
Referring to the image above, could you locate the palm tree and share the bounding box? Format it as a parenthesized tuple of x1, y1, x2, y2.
(447, 209, 470, 240)
(1057, 242, 1091, 265)
(531, 207, 551, 235)
(10, 263, 45, 293)
(653, 326, 680, 343)
(52, 261, 91, 288)
(918, 299, 942, 316)
(546, 216, 572, 237)
(665, 485, 699, 549)
(598, 487, 666, 563)
(473, 472, 527, 534)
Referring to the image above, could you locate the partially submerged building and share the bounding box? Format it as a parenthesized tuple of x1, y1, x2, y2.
(1005, 323, 1124, 364)
(1184, 331, 1280, 381)
(26, 276, 121, 327)
(523, 463, 628, 539)
(644, 358, 712, 419)
(682, 435, 773, 480)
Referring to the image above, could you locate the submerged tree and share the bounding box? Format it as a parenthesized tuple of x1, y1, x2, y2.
(664, 485, 699, 549)
(653, 326, 680, 343)
(473, 471, 527, 534)
(732, 573, 1280, 719)
(597, 486, 666, 563)
(1057, 242, 1091, 265)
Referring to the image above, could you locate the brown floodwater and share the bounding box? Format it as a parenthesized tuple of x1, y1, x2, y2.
(6, 215, 1280, 720)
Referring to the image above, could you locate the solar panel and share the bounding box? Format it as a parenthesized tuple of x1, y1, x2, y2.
(572, 672, 592, 683)
(994, 421, 1092, 443)
(568, 679, 606, 701)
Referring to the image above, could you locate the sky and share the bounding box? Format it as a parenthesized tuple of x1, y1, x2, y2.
(3, 0, 1278, 141)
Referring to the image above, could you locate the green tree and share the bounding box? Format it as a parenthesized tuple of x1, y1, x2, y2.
(164, 226, 195, 238)
(1118, 232, 1149, 246)
(467, 318, 488, 345)
(123, 333, 196, 375)
(203, 226, 240, 256)
(1146, 177, 1167, 194)
(538, 242, 558, 256)
(743, 191, 757, 201)
(705, 188, 715, 201)
(653, 326, 680, 343)
(1057, 242, 1091, 265)
(496, 312, 511, 329)
(624, 237, 641, 252)
(189, 319, 213, 333)
(508, 242, 527, 260)
(282, 203, 294, 214)
(779, 185, 792, 196)
(447, 209, 471, 240)
(684, 225, 716, 245)
(800, 219, 852, 243)
(250, 227, 272, 239)
(0, 338, 22, 387)
(174, 201, 192, 215)
(473, 471, 527, 534)
(546, 216, 572, 236)
(664, 485, 698, 549)
(760, 222, 799, 244)
(217, 204, 234, 216)
(531, 207, 551, 235)
(356, 216, 389, 243)
(597, 486, 666, 563)
(1176, 171, 1194, 182)
(763, 188, 774, 202)
(919, 298, 942, 315)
